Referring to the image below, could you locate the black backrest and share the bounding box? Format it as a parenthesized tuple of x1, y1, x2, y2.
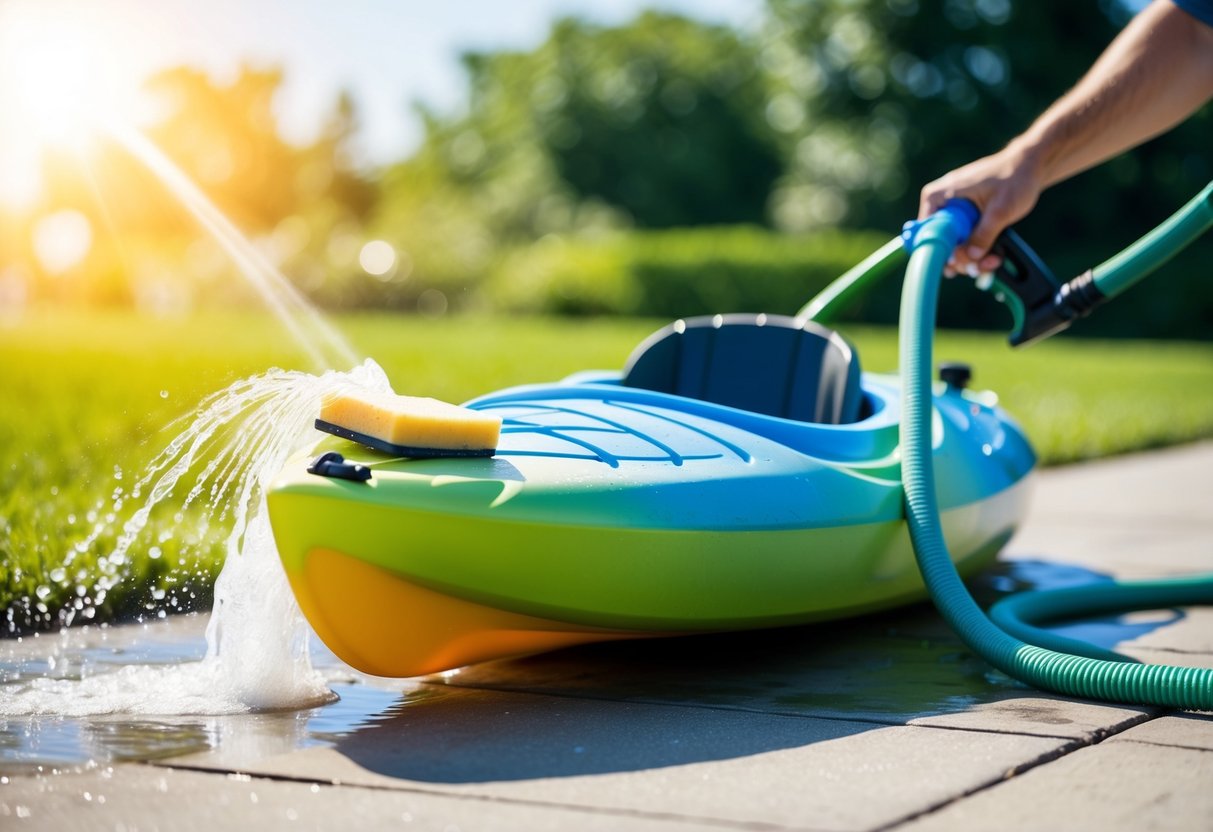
(621, 314, 864, 425)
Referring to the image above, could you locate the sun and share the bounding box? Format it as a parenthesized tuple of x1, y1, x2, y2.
(0, 0, 146, 208)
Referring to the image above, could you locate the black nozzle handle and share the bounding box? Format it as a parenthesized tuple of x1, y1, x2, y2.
(984, 229, 1107, 348)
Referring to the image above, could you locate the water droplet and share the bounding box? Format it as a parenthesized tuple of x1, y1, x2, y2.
(149, 546, 162, 559)
(35, 585, 51, 601)
(49, 568, 66, 583)
(160, 390, 169, 399)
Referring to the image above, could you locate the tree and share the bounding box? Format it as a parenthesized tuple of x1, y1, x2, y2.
(762, 0, 1212, 256)
(376, 12, 781, 242)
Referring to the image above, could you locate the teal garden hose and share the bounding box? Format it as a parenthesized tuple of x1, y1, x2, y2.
(899, 198, 1213, 709)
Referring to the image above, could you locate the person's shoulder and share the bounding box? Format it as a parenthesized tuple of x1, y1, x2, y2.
(1173, 0, 1213, 28)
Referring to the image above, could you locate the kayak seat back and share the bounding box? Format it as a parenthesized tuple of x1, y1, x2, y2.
(621, 313, 864, 425)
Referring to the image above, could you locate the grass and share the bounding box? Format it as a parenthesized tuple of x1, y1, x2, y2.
(2, 307, 1212, 632)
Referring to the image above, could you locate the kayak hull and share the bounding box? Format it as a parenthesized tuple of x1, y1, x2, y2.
(268, 372, 1035, 677)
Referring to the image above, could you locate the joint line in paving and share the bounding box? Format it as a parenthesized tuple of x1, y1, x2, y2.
(152, 761, 833, 832)
(420, 678, 1101, 742)
(870, 709, 1160, 831)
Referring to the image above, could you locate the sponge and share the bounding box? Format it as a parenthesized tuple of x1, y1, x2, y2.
(316, 390, 501, 458)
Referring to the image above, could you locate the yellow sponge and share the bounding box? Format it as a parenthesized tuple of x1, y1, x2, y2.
(316, 390, 501, 458)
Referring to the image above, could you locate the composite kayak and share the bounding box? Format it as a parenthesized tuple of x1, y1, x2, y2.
(267, 313, 1034, 677)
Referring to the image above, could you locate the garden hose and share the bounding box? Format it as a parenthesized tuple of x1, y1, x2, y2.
(795, 235, 907, 325)
(899, 204, 1213, 709)
(1091, 179, 1213, 299)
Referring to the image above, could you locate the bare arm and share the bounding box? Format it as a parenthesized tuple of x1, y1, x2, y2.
(919, 0, 1213, 274)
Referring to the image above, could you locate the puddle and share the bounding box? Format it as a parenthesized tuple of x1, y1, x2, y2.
(974, 559, 1185, 650)
(0, 557, 1191, 769)
(0, 614, 416, 771)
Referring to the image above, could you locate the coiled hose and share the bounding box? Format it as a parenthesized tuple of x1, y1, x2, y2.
(900, 210, 1213, 709)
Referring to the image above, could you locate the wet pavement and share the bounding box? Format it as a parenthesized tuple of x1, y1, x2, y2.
(3, 441, 1212, 830)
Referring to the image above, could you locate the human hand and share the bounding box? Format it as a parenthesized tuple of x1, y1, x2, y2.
(918, 145, 1045, 277)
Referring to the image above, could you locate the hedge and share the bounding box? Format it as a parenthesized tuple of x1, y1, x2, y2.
(486, 226, 891, 319)
(485, 225, 1213, 339)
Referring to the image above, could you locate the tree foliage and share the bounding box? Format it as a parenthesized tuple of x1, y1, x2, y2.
(373, 1, 1210, 332)
(6, 3, 1209, 334)
(762, 0, 1211, 247)
(371, 14, 781, 271)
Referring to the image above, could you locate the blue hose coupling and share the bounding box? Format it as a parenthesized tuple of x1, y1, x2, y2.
(901, 199, 980, 251)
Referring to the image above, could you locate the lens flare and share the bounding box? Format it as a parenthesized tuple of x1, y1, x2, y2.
(0, 1, 143, 207)
(32, 210, 93, 275)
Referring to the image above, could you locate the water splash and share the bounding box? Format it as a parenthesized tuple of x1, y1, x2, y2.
(0, 359, 394, 716)
(104, 120, 360, 372)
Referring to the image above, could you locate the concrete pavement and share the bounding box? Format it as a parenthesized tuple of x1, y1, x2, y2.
(3, 442, 1211, 831)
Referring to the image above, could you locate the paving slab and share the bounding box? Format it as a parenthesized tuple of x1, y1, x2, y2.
(1005, 441, 1213, 577)
(1106, 714, 1213, 752)
(168, 684, 1066, 832)
(437, 628, 1152, 740)
(1022, 442, 1213, 526)
(897, 740, 1213, 832)
(0, 764, 713, 832)
(1007, 523, 1213, 578)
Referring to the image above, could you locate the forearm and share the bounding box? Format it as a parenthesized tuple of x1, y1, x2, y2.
(920, 0, 1213, 266)
(1011, 0, 1213, 189)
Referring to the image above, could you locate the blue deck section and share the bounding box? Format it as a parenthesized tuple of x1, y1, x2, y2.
(467, 374, 905, 467)
(459, 372, 1035, 517)
(278, 371, 1032, 530)
(484, 399, 752, 468)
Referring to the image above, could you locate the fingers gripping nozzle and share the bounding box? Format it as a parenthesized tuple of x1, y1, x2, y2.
(903, 201, 1109, 347)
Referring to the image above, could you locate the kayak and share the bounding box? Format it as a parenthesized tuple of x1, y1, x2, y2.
(267, 313, 1034, 677)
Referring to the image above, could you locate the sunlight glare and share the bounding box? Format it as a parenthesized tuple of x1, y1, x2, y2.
(359, 240, 398, 278)
(0, 1, 144, 207)
(32, 210, 94, 275)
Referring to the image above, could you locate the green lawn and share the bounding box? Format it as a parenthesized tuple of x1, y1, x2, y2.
(3, 308, 1213, 632)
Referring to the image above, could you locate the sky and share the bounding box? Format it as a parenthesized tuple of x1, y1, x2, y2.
(0, 0, 762, 170)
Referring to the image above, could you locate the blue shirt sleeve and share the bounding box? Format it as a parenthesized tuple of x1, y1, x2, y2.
(1173, 0, 1213, 28)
